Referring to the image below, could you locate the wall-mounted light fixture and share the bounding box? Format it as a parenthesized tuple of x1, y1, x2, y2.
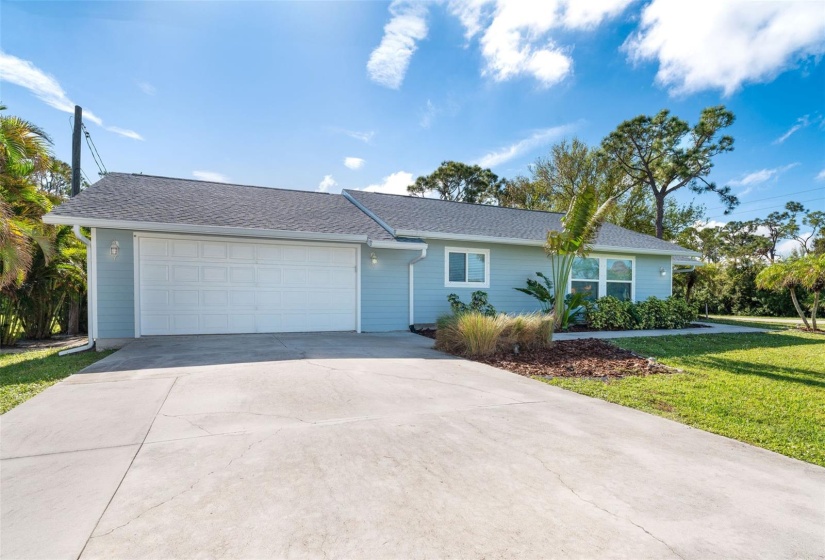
(110, 240, 120, 260)
(659, 267, 667, 277)
(370, 252, 379, 265)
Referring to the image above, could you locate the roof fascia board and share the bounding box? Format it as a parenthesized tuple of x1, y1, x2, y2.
(341, 191, 397, 237)
(41, 214, 369, 244)
(395, 229, 701, 257)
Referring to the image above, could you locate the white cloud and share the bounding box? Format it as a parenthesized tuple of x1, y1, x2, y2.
(367, 1, 429, 89)
(137, 81, 156, 96)
(729, 163, 798, 195)
(344, 157, 365, 170)
(816, 169, 825, 181)
(777, 234, 812, 258)
(193, 171, 229, 183)
(624, 0, 825, 96)
(773, 115, 812, 144)
(362, 171, 415, 195)
(449, 0, 633, 87)
(317, 174, 337, 193)
(475, 123, 575, 167)
(332, 128, 375, 143)
(420, 99, 436, 128)
(0, 51, 143, 140)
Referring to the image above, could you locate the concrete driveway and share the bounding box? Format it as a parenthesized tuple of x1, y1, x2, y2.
(2, 333, 823, 559)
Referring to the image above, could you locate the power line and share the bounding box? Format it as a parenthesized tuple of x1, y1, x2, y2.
(81, 123, 107, 176)
(705, 186, 825, 212)
(705, 196, 824, 220)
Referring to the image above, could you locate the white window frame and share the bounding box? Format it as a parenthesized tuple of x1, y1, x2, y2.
(444, 247, 490, 289)
(568, 254, 635, 301)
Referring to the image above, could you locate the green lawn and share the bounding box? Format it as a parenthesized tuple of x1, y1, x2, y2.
(702, 315, 801, 330)
(541, 331, 825, 466)
(0, 348, 113, 414)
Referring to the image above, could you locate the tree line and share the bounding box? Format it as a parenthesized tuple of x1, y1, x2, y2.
(407, 105, 824, 320)
(1, 105, 89, 345)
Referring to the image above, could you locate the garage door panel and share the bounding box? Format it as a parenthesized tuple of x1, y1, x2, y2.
(230, 267, 255, 283)
(172, 265, 198, 282)
(139, 237, 357, 335)
(141, 239, 168, 257)
(172, 290, 199, 306)
(171, 240, 199, 258)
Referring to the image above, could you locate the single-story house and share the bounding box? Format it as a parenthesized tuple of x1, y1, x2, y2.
(43, 173, 701, 348)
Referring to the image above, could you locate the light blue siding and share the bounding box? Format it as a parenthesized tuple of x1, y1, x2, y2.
(413, 240, 548, 324)
(90, 230, 675, 335)
(635, 254, 673, 300)
(410, 240, 675, 325)
(360, 246, 421, 332)
(95, 228, 135, 338)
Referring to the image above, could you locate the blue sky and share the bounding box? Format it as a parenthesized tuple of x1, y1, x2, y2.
(1, 0, 823, 232)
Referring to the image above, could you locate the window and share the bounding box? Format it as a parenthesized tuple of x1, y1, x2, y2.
(569, 255, 634, 302)
(571, 257, 600, 302)
(445, 247, 490, 288)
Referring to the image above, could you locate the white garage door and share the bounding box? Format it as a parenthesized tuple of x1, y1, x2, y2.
(137, 235, 357, 335)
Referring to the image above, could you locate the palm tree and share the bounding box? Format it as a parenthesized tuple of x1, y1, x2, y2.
(0, 105, 54, 288)
(792, 254, 825, 331)
(755, 259, 811, 329)
(545, 182, 615, 329)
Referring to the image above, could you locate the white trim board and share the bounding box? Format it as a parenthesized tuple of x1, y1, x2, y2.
(444, 246, 491, 289)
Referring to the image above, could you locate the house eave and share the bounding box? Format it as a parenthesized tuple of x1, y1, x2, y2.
(41, 214, 371, 244)
(394, 229, 701, 257)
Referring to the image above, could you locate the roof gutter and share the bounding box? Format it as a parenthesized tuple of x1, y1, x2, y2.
(60, 226, 95, 356)
(41, 215, 369, 244)
(394, 229, 702, 258)
(367, 239, 427, 250)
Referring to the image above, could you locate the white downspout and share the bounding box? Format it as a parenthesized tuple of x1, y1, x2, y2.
(408, 248, 427, 329)
(60, 225, 94, 355)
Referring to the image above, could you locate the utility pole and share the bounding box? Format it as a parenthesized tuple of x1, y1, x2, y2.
(71, 105, 82, 197)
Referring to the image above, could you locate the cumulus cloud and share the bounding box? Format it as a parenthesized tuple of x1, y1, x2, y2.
(362, 171, 415, 195)
(193, 171, 229, 183)
(475, 123, 575, 167)
(0, 51, 143, 140)
(367, 1, 429, 89)
(449, 0, 633, 87)
(816, 169, 825, 181)
(624, 0, 825, 96)
(344, 157, 365, 170)
(729, 163, 798, 195)
(317, 175, 338, 193)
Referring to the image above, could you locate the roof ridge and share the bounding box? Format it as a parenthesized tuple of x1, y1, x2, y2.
(343, 188, 566, 217)
(117, 172, 336, 196)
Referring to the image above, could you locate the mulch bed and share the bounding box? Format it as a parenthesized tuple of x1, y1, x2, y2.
(477, 338, 675, 380)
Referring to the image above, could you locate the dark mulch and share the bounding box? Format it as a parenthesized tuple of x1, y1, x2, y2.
(475, 338, 675, 380)
(413, 327, 437, 340)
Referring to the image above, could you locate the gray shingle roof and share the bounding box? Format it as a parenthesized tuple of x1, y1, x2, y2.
(344, 189, 698, 255)
(46, 173, 395, 240)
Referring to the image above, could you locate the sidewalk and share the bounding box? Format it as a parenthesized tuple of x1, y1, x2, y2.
(554, 321, 770, 341)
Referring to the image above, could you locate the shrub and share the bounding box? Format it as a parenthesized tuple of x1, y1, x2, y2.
(501, 312, 554, 350)
(514, 272, 555, 313)
(586, 296, 638, 330)
(585, 296, 698, 330)
(435, 312, 553, 357)
(435, 312, 505, 357)
(447, 291, 497, 316)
